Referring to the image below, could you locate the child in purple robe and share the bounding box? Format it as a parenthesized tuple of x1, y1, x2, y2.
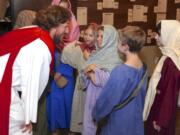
(80, 25, 122, 135)
(60, 23, 98, 134)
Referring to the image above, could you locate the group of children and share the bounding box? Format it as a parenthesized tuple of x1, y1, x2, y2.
(45, 1, 148, 135)
(11, 0, 180, 135)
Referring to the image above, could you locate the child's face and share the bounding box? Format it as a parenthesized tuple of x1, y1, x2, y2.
(155, 33, 163, 47)
(59, 2, 69, 9)
(97, 29, 103, 49)
(117, 39, 128, 54)
(83, 28, 95, 47)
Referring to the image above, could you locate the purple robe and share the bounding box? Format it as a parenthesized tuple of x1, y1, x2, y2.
(80, 68, 110, 135)
(146, 58, 180, 135)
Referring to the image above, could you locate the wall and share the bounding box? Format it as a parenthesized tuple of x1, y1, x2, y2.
(76, 0, 179, 75)
(11, 0, 52, 24)
(10, 0, 77, 25)
(0, 0, 8, 19)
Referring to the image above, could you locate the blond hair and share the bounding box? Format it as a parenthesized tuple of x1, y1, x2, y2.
(119, 26, 146, 52)
(14, 10, 37, 29)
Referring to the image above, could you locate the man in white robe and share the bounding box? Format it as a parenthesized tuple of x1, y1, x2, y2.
(0, 6, 71, 135)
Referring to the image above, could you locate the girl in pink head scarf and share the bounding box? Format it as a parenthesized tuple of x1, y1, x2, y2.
(52, 0, 80, 50)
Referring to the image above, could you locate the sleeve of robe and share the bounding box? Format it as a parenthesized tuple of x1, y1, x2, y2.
(92, 67, 129, 122)
(93, 68, 110, 87)
(79, 72, 90, 90)
(79, 68, 110, 89)
(61, 41, 86, 71)
(20, 39, 52, 124)
(155, 58, 180, 128)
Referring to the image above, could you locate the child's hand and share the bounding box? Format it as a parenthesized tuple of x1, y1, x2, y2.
(84, 64, 96, 74)
(153, 121, 161, 132)
(88, 72, 96, 85)
(54, 72, 61, 81)
(83, 50, 90, 60)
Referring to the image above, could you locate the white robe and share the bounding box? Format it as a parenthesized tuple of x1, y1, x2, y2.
(61, 42, 86, 132)
(0, 38, 51, 135)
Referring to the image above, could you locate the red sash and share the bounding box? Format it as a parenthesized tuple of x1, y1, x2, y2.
(0, 27, 54, 135)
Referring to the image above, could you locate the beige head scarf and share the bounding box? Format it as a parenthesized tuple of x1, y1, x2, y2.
(143, 20, 180, 121)
(13, 10, 37, 29)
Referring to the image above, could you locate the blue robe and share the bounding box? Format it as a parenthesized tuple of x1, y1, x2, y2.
(92, 64, 148, 135)
(46, 50, 75, 132)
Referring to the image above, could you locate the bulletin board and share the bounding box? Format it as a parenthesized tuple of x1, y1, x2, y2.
(76, 0, 180, 45)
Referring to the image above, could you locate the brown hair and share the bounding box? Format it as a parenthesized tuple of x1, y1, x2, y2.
(156, 22, 161, 36)
(119, 26, 146, 52)
(97, 25, 104, 31)
(34, 5, 71, 31)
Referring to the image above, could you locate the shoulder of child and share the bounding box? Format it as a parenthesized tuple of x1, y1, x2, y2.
(111, 64, 126, 75)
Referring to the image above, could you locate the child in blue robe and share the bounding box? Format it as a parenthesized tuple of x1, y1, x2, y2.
(92, 26, 148, 135)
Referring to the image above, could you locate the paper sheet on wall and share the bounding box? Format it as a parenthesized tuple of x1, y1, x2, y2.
(143, 15, 147, 22)
(103, 0, 114, 8)
(133, 5, 144, 22)
(128, 9, 133, 22)
(157, 0, 167, 12)
(0, 0, 8, 19)
(156, 13, 166, 23)
(102, 13, 114, 25)
(175, 0, 180, 3)
(154, 6, 158, 13)
(151, 32, 157, 39)
(97, 2, 103, 10)
(77, 7, 87, 25)
(147, 29, 152, 36)
(114, 2, 119, 9)
(144, 6, 148, 13)
(176, 8, 180, 21)
(147, 29, 156, 38)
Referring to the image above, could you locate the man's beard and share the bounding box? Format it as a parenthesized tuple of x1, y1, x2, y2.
(53, 34, 63, 45)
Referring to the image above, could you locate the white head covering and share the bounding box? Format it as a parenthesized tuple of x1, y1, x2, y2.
(84, 25, 122, 71)
(143, 20, 180, 121)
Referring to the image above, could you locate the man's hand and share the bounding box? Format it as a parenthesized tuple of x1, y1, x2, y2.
(21, 122, 32, 133)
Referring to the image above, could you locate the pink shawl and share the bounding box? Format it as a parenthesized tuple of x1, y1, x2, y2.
(51, 0, 80, 44)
